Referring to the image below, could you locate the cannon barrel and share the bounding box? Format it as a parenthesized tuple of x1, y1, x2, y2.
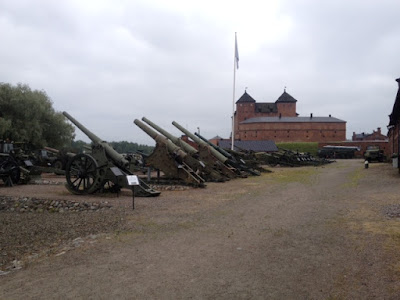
(172, 121, 228, 163)
(44, 146, 75, 158)
(142, 117, 198, 155)
(63, 111, 130, 169)
(194, 132, 260, 175)
(134, 119, 187, 158)
(133, 118, 159, 140)
(194, 132, 234, 160)
(63, 112, 103, 144)
(44, 146, 60, 154)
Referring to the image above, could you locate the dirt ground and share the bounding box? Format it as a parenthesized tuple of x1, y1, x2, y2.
(2, 159, 400, 299)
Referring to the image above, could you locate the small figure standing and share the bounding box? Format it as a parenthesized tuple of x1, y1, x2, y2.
(364, 159, 369, 169)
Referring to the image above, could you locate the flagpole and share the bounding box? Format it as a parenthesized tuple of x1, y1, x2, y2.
(231, 32, 238, 151)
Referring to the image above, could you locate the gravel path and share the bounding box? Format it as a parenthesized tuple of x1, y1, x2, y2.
(1, 160, 400, 299)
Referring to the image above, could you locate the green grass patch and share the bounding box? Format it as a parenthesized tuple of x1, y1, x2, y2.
(276, 142, 318, 156)
(270, 167, 319, 185)
(342, 167, 366, 188)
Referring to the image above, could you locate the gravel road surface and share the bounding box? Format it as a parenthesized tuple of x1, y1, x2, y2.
(1, 159, 400, 299)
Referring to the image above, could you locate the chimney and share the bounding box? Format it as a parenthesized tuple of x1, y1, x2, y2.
(310, 113, 313, 119)
(377, 127, 381, 134)
(329, 114, 331, 117)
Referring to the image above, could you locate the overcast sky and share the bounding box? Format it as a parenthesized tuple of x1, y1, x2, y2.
(1, 0, 399, 145)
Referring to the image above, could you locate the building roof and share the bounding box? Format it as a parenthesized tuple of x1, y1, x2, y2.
(210, 135, 223, 140)
(354, 133, 368, 139)
(389, 78, 400, 126)
(255, 103, 277, 113)
(218, 140, 278, 152)
(275, 90, 297, 103)
(236, 91, 256, 103)
(241, 116, 346, 124)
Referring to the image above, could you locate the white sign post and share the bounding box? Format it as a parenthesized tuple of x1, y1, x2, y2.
(127, 175, 140, 210)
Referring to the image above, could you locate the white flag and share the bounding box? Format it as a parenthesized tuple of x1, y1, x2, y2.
(235, 33, 239, 69)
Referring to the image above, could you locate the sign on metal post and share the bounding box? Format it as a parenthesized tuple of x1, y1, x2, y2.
(127, 175, 140, 210)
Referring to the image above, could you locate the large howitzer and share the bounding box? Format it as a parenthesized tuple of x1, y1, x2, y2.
(62, 112, 160, 196)
(134, 119, 205, 187)
(172, 121, 239, 179)
(194, 132, 263, 175)
(141, 117, 228, 182)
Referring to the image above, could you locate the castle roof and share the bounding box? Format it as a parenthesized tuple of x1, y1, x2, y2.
(255, 103, 277, 113)
(276, 90, 297, 103)
(236, 91, 256, 103)
(241, 116, 346, 124)
(218, 140, 278, 152)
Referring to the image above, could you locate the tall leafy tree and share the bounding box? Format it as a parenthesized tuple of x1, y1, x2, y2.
(0, 83, 75, 148)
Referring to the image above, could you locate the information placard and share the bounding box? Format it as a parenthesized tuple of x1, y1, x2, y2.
(126, 175, 140, 186)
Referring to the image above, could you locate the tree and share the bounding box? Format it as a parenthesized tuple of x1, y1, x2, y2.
(70, 140, 90, 152)
(110, 141, 154, 154)
(0, 83, 75, 148)
(70, 140, 154, 155)
(0, 117, 11, 138)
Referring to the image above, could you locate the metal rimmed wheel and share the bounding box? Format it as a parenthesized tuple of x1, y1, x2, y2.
(2, 159, 21, 186)
(65, 154, 98, 194)
(52, 160, 63, 170)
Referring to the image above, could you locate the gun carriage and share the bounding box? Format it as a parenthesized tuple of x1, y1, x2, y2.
(62, 112, 160, 197)
(194, 132, 263, 175)
(141, 117, 228, 182)
(0, 141, 33, 185)
(172, 121, 241, 179)
(134, 119, 206, 187)
(0, 153, 21, 186)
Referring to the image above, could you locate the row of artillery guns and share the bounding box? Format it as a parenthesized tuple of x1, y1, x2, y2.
(61, 112, 266, 198)
(134, 117, 267, 187)
(254, 148, 333, 167)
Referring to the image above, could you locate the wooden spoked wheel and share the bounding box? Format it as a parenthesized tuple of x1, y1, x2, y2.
(65, 154, 98, 194)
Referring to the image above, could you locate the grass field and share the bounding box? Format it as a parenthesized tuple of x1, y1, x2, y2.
(275, 142, 318, 156)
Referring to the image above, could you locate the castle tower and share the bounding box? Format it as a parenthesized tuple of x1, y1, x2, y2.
(275, 89, 297, 117)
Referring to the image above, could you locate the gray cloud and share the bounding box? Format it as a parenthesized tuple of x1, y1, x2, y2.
(1, 0, 399, 145)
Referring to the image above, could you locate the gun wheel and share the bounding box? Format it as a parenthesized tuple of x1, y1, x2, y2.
(2, 160, 21, 186)
(65, 154, 98, 194)
(52, 160, 63, 170)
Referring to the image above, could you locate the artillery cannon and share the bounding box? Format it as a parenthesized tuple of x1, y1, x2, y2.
(0, 153, 21, 186)
(194, 132, 263, 175)
(255, 148, 330, 167)
(0, 141, 34, 184)
(172, 121, 242, 178)
(134, 119, 206, 187)
(62, 112, 160, 197)
(44, 146, 76, 170)
(141, 117, 228, 182)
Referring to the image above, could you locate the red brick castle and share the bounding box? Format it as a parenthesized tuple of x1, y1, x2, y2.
(233, 90, 346, 142)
